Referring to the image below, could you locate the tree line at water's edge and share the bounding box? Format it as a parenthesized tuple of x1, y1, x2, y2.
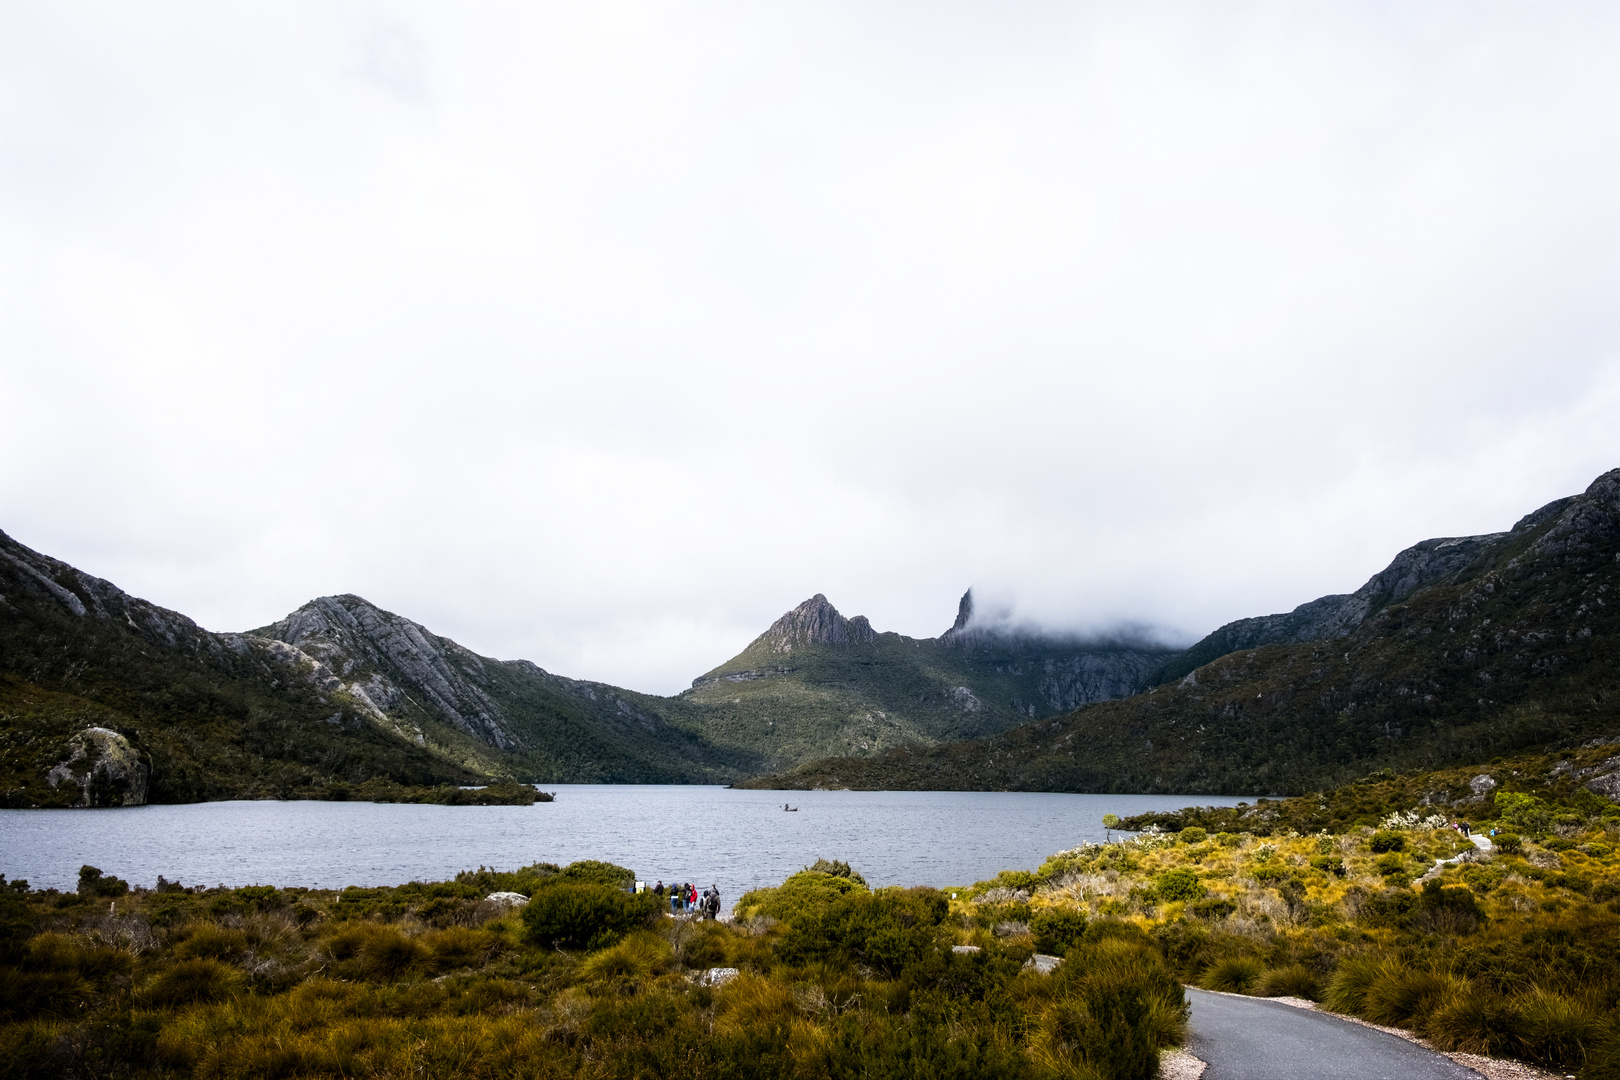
(4, 750, 1620, 1080)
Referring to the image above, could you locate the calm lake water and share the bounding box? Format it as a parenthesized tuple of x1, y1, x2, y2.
(0, 786, 1244, 903)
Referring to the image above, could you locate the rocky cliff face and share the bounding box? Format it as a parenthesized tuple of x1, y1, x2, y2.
(255, 596, 518, 750)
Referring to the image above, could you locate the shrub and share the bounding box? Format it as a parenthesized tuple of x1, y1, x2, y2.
(734, 869, 869, 924)
(175, 925, 250, 961)
(1428, 989, 1523, 1058)
(1494, 792, 1550, 834)
(1361, 965, 1459, 1029)
(555, 860, 636, 889)
(1322, 955, 1383, 1013)
(1155, 868, 1206, 903)
(520, 884, 660, 951)
(779, 888, 949, 975)
(1515, 987, 1603, 1070)
(1375, 853, 1408, 876)
(1179, 828, 1208, 845)
(1493, 832, 1524, 853)
(579, 931, 670, 986)
(1369, 832, 1406, 854)
(1256, 964, 1320, 1001)
(805, 859, 867, 886)
(1030, 908, 1088, 957)
(420, 926, 497, 971)
(1192, 898, 1236, 920)
(76, 866, 128, 898)
(1309, 856, 1346, 877)
(1202, 956, 1263, 994)
(319, 923, 432, 980)
(1035, 938, 1188, 1080)
(1410, 881, 1485, 935)
(144, 958, 242, 1006)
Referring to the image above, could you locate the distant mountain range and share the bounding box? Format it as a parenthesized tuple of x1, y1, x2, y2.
(0, 534, 1174, 804)
(744, 469, 1620, 795)
(3, 468, 1615, 804)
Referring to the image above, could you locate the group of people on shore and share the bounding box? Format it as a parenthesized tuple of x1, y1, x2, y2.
(650, 880, 721, 919)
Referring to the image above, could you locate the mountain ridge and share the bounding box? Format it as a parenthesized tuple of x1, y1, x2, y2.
(742, 468, 1620, 794)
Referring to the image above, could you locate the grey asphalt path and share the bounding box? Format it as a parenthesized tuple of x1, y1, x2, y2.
(1186, 988, 1483, 1080)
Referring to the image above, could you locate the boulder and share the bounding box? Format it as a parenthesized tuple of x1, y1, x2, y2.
(46, 728, 148, 807)
(1023, 953, 1063, 974)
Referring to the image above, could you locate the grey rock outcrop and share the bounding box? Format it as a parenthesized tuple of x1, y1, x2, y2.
(757, 594, 878, 653)
(46, 727, 149, 807)
(255, 595, 518, 750)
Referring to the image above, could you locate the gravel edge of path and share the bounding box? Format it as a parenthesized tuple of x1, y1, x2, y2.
(1158, 1047, 1208, 1079)
(1192, 988, 1573, 1080)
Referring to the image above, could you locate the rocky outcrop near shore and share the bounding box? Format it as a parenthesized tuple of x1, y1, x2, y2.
(46, 727, 149, 807)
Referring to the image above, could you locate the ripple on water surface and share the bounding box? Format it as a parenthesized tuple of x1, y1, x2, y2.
(0, 786, 1246, 902)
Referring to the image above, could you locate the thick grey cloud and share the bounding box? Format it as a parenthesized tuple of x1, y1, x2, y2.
(3, 0, 1616, 694)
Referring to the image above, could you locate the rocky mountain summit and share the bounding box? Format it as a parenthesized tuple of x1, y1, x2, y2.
(681, 589, 1181, 771)
(256, 596, 521, 751)
(757, 594, 878, 652)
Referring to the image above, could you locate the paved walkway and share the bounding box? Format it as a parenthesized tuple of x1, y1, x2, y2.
(1186, 988, 1484, 1080)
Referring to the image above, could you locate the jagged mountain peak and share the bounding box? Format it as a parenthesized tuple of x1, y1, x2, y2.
(952, 589, 973, 632)
(760, 594, 877, 653)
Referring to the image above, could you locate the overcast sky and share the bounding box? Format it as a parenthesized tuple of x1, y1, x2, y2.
(2, 1, 1616, 695)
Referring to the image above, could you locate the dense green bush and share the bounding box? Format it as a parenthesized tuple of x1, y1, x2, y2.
(779, 887, 950, 975)
(554, 860, 635, 889)
(1034, 937, 1188, 1080)
(519, 884, 661, 951)
(143, 957, 242, 1005)
(1154, 868, 1205, 902)
(1369, 831, 1406, 854)
(1178, 827, 1208, 845)
(1030, 908, 1088, 957)
(75, 866, 128, 898)
(1493, 832, 1524, 853)
(734, 868, 868, 923)
(1256, 964, 1319, 1000)
(1202, 956, 1262, 994)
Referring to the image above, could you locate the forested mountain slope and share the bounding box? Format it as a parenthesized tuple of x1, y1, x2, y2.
(744, 469, 1620, 795)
